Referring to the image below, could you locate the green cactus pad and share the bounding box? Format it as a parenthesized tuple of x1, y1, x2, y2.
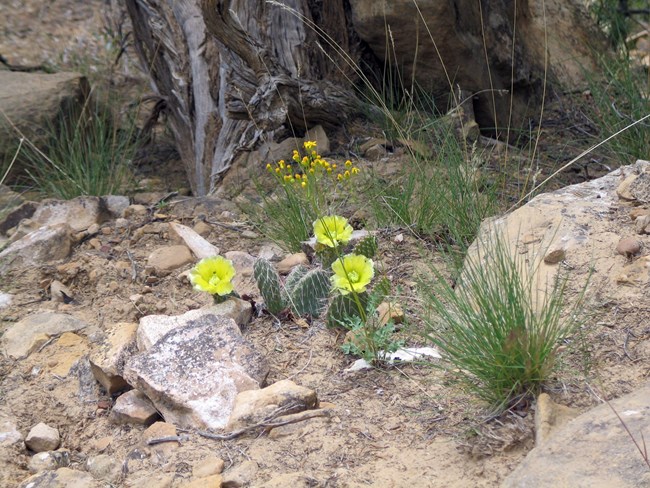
(253, 258, 286, 314)
(353, 234, 378, 259)
(327, 292, 369, 328)
(287, 268, 330, 317)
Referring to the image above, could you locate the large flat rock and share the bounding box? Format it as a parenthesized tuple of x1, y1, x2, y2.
(124, 315, 268, 430)
(2, 312, 88, 360)
(503, 384, 650, 487)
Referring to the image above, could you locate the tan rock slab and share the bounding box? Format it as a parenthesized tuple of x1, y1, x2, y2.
(47, 333, 88, 377)
(0, 223, 72, 271)
(2, 313, 88, 360)
(17, 467, 101, 488)
(111, 389, 159, 426)
(277, 253, 309, 274)
(169, 222, 219, 259)
(226, 379, 317, 431)
(89, 322, 138, 395)
(147, 245, 194, 272)
(193, 455, 225, 478)
(182, 474, 223, 488)
(534, 393, 579, 446)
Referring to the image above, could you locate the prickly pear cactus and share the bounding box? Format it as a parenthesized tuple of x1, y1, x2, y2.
(353, 234, 378, 259)
(287, 268, 330, 317)
(283, 265, 309, 297)
(327, 292, 368, 328)
(253, 258, 285, 314)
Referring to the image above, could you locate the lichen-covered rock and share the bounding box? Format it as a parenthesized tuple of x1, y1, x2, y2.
(89, 322, 138, 395)
(124, 316, 268, 430)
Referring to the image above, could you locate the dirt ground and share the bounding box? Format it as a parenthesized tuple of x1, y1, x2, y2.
(1, 1, 649, 487)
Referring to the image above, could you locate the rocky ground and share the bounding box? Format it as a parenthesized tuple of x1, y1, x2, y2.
(2, 1, 650, 487)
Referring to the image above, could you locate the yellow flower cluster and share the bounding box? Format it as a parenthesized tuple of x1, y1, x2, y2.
(265, 141, 360, 188)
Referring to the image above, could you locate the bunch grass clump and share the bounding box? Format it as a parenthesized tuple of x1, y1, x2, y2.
(22, 94, 139, 199)
(420, 230, 587, 413)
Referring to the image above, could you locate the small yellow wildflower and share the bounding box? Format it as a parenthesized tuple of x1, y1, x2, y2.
(266, 163, 272, 171)
(313, 215, 353, 248)
(189, 256, 236, 296)
(279, 160, 285, 169)
(345, 160, 352, 167)
(351, 167, 360, 175)
(275, 168, 281, 174)
(301, 181, 307, 188)
(337, 174, 343, 181)
(304, 140, 317, 150)
(331, 254, 374, 295)
(302, 156, 309, 165)
(309, 168, 315, 174)
(344, 170, 351, 179)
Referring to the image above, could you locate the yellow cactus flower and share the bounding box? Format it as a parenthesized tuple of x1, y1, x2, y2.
(189, 256, 236, 296)
(331, 254, 374, 295)
(313, 215, 353, 248)
(304, 140, 317, 150)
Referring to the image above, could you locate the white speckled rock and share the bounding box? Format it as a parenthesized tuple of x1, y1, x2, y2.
(124, 316, 268, 430)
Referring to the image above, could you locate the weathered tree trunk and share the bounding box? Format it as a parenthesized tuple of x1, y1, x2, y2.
(124, 0, 603, 196)
(124, 0, 362, 195)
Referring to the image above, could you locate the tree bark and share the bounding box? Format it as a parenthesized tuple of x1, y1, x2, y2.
(124, 0, 361, 196)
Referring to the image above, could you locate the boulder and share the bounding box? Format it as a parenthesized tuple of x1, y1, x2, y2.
(504, 385, 650, 487)
(467, 160, 650, 312)
(89, 322, 138, 395)
(2, 312, 88, 360)
(124, 316, 268, 430)
(136, 299, 253, 351)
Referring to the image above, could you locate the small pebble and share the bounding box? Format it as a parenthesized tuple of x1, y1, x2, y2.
(616, 237, 641, 257)
(543, 249, 565, 265)
(242, 230, 258, 239)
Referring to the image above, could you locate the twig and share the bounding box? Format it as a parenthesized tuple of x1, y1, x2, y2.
(195, 407, 330, 441)
(146, 435, 188, 446)
(202, 217, 247, 233)
(126, 250, 138, 282)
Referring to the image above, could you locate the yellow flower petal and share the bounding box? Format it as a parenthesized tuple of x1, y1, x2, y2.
(304, 140, 317, 150)
(313, 215, 353, 248)
(331, 254, 374, 295)
(188, 256, 236, 296)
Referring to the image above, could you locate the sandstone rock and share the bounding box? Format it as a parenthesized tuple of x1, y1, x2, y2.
(130, 474, 174, 488)
(103, 195, 130, 218)
(17, 467, 101, 488)
(147, 245, 194, 272)
(304, 125, 329, 154)
(50, 280, 73, 303)
(182, 474, 223, 488)
(111, 389, 160, 426)
(226, 380, 318, 431)
(90, 436, 112, 453)
(467, 160, 650, 313)
(89, 322, 138, 394)
(47, 333, 88, 377)
(376, 302, 404, 326)
(169, 222, 219, 259)
(242, 230, 258, 239)
(85, 454, 121, 482)
(504, 385, 650, 487)
(0, 415, 22, 446)
(28, 449, 70, 474)
(277, 253, 309, 274)
(124, 204, 148, 218)
(617, 173, 638, 200)
(225, 250, 258, 297)
(543, 248, 565, 265)
(635, 214, 650, 234)
(192, 220, 212, 237)
(142, 422, 178, 458)
(124, 316, 268, 430)
(534, 393, 579, 446)
(193, 455, 225, 478)
(222, 460, 258, 488)
(25, 423, 60, 453)
(137, 299, 252, 351)
(32, 197, 111, 233)
(2, 312, 88, 359)
(630, 207, 650, 221)
(257, 243, 283, 261)
(0, 223, 72, 271)
(616, 237, 642, 257)
(0, 200, 37, 235)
